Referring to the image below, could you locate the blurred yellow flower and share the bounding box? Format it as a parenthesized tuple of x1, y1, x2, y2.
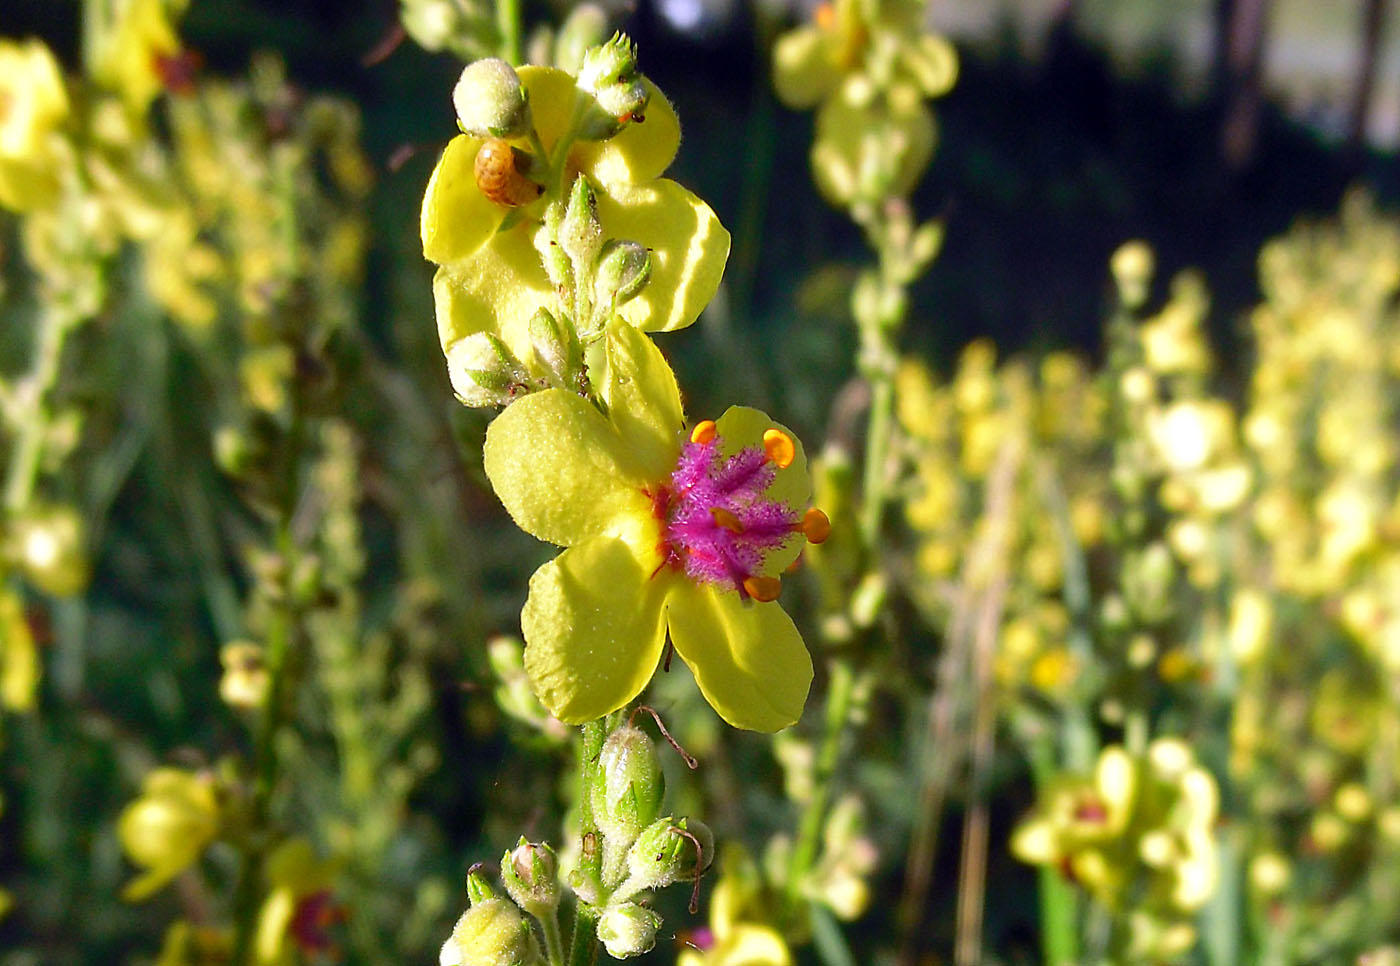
(118, 767, 219, 900)
(0, 38, 71, 212)
(89, 0, 188, 116)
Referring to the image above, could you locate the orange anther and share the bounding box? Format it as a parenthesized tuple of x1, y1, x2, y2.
(814, 2, 835, 29)
(691, 420, 717, 445)
(801, 507, 831, 544)
(711, 507, 745, 533)
(763, 429, 795, 468)
(742, 575, 782, 602)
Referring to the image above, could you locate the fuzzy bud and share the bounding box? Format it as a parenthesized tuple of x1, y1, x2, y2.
(445, 333, 534, 408)
(554, 4, 609, 74)
(453, 59, 531, 138)
(439, 897, 544, 966)
(527, 307, 584, 389)
(593, 239, 651, 311)
(560, 176, 604, 274)
(575, 33, 650, 140)
(623, 816, 714, 894)
(591, 725, 665, 851)
(597, 902, 661, 959)
(502, 839, 561, 917)
(465, 867, 497, 906)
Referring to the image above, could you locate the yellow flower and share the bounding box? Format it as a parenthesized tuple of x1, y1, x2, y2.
(678, 875, 791, 966)
(89, 0, 187, 116)
(0, 38, 71, 212)
(483, 325, 824, 731)
(0, 588, 39, 712)
(423, 65, 728, 366)
(118, 767, 220, 900)
(255, 839, 344, 966)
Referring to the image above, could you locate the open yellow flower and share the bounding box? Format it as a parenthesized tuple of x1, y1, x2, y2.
(422, 65, 729, 366)
(0, 38, 71, 213)
(117, 767, 220, 900)
(483, 325, 824, 731)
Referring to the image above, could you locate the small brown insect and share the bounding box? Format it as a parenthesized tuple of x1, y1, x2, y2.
(473, 138, 542, 207)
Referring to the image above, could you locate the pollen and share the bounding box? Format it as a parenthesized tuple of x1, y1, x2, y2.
(763, 429, 795, 468)
(814, 2, 835, 29)
(711, 507, 745, 533)
(691, 420, 717, 445)
(801, 507, 831, 544)
(742, 575, 783, 602)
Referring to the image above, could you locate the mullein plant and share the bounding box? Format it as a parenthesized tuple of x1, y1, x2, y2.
(422, 36, 835, 965)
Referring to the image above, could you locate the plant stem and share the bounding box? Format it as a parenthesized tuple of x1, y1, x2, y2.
(785, 659, 855, 916)
(858, 375, 894, 549)
(541, 908, 567, 966)
(4, 304, 72, 513)
(567, 720, 605, 966)
(496, 0, 522, 64)
(1028, 736, 1080, 966)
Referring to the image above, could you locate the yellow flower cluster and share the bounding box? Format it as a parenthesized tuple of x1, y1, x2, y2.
(1012, 741, 1219, 960)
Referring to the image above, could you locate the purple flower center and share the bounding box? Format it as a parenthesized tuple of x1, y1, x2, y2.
(651, 433, 801, 596)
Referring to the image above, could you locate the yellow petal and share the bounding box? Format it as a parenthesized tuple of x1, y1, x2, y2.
(594, 323, 684, 481)
(714, 406, 811, 507)
(421, 135, 507, 265)
(522, 537, 669, 723)
(666, 582, 812, 732)
(434, 232, 548, 365)
(597, 179, 730, 333)
(483, 388, 653, 548)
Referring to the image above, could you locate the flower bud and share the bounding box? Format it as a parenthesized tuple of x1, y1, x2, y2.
(528, 307, 584, 389)
(591, 725, 665, 850)
(593, 239, 651, 311)
(466, 866, 497, 906)
(445, 333, 534, 408)
(218, 641, 268, 709)
(576, 33, 650, 140)
(439, 897, 545, 966)
(10, 504, 88, 597)
(502, 839, 561, 917)
(453, 59, 531, 138)
(623, 816, 714, 894)
(597, 902, 661, 958)
(560, 176, 604, 275)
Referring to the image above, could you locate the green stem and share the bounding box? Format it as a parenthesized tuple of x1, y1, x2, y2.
(784, 660, 856, 917)
(4, 305, 73, 513)
(858, 375, 894, 550)
(496, 0, 522, 64)
(541, 908, 566, 966)
(1029, 736, 1080, 966)
(567, 720, 606, 966)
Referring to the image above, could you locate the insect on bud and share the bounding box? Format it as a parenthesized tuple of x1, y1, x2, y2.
(593, 239, 651, 312)
(597, 902, 662, 959)
(453, 58, 531, 138)
(502, 838, 561, 917)
(445, 333, 535, 409)
(575, 33, 650, 140)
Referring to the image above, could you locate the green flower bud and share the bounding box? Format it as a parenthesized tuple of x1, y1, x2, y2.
(466, 866, 497, 906)
(439, 897, 544, 966)
(622, 816, 714, 894)
(560, 176, 604, 276)
(502, 839, 561, 917)
(575, 33, 650, 140)
(445, 333, 534, 408)
(593, 239, 651, 311)
(453, 58, 531, 138)
(528, 308, 584, 390)
(591, 725, 665, 851)
(597, 902, 661, 959)
(10, 504, 88, 597)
